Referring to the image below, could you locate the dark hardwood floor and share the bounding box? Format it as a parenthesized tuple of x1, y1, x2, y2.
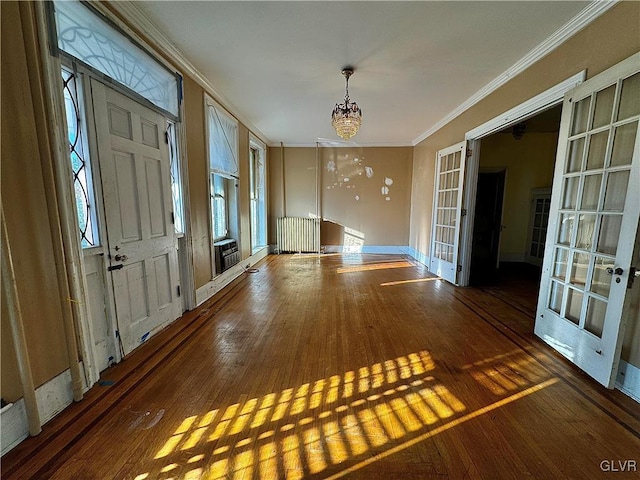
(2, 254, 639, 479)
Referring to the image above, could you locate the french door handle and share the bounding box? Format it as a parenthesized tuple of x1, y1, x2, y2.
(606, 267, 624, 276)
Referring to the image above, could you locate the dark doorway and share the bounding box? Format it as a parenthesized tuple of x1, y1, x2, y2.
(470, 170, 506, 285)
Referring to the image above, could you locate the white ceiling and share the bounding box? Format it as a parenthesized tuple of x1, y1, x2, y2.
(136, 1, 591, 146)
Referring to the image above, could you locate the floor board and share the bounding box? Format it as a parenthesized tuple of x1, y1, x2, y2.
(2, 254, 639, 479)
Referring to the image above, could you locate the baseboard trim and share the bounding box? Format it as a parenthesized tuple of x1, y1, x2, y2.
(322, 245, 408, 255)
(1, 367, 77, 456)
(404, 247, 430, 268)
(195, 247, 269, 307)
(616, 360, 640, 403)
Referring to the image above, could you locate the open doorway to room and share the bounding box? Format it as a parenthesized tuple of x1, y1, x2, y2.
(468, 105, 563, 311)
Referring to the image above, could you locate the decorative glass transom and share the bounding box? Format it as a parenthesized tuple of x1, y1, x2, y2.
(53, 0, 179, 118)
(61, 67, 98, 248)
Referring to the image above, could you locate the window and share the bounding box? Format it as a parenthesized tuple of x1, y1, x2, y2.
(249, 140, 267, 252)
(166, 122, 184, 235)
(206, 95, 240, 272)
(211, 174, 228, 241)
(53, 0, 180, 118)
(61, 66, 99, 248)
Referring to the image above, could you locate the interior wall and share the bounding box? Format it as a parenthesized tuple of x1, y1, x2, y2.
(410, 1, 640, 261)
(478, 132, 557, 259)
(320, 147, 413, 246)
(1, 1, 70, 402)
(268, 146, 412, 247)
(183, 76, 212, 289)
(183, 75, 258, 287)
(621, 227, 640, 367)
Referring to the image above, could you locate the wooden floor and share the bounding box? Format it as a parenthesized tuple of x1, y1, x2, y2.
(3, 254, 639, 479)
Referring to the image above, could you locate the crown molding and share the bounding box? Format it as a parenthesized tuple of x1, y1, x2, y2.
(412, 0, 619, 146)
(268, 142, 414, 148)
(99, 1, 271, 146)
(465, 70, 585, 140)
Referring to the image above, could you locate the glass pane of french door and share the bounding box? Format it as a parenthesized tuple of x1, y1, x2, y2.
(548, 81, 636, 337)
(536, 53, 640, 388)
(430, 142, 466, 284)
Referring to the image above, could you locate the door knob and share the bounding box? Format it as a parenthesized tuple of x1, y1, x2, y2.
(606, 267, 623, 275)
(114, 254, 128, 262)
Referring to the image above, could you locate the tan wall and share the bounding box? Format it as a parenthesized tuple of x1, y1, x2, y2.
(621, 228, 640, 367)
(183, 79, 259, 288)
(1, 1, 71, 401)
(268, 146, 412, 247)
(321, 147, 413, 246)
(410, 2, 640, 259)
(478, 132, 557, 257)
(183, 76, 212, 289)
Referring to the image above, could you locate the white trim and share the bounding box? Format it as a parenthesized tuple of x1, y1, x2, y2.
(1, 367, 81, 456)
(412, 0, 615, 145)
(465, 71, 586, 140)
(249, 133, 267, 151)
(457, 73, 583, 287)
(616, 360, 640, 403)
(176, 102, 197, 311)
(101, 2, 270, 147)
(195, 247, 269, 306)
(458, 139, 481, 287)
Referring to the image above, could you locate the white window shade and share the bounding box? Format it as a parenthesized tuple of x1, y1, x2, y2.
(54, 0, 180, 118)
(207, 102, 239, 178)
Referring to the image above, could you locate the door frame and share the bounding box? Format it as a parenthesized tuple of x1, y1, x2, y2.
(525, 187, 552, 267)
(458, 71, 586, 286)
(474, 168, 507, 272)
(38, 7, 194, 386)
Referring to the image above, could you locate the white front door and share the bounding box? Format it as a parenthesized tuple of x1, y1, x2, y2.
(430, 142, 467, 284)
(535, 53, 640, 388)
(91, 79, 181, 355)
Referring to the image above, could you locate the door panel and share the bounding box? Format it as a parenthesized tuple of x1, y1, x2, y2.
(83, 253, 116, 372)
(535, 53, 640, 387)
(92, 79, 181, 355)
(430, 142, 466, 284)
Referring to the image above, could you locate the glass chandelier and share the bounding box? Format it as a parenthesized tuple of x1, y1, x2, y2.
(331, 68, 362, 140)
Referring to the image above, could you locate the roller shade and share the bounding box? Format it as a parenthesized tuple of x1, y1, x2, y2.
(207, 102, 239, 178)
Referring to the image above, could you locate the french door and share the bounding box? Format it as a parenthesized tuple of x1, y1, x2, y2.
(430, 142, 467, 284)
(91, 79, 182, 355)
(535, 53, 640, 387)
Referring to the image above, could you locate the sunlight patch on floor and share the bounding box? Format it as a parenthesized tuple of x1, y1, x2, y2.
(140, 349, 553, 479)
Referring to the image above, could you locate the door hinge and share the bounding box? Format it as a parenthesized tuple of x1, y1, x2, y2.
(461, 208, 467, 217)
(177, 285, 181, 297)
(170, 211, 175, 225)
(164, 130, 169, 144)
(457, 264, 462, 272)
(466, 148, 473, 157)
